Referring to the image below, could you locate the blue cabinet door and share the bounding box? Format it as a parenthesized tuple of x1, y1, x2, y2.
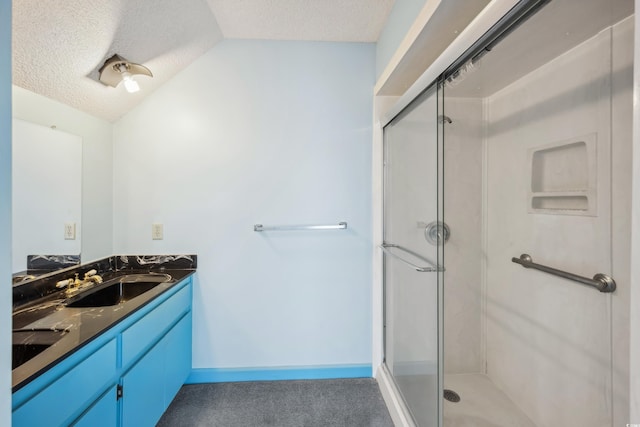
(121, 312, 192, 427)
(163, 312, 192, 406)
(121, 339, 165, 427)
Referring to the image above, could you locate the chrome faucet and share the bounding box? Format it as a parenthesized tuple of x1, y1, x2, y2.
(56, 269, 103, 296)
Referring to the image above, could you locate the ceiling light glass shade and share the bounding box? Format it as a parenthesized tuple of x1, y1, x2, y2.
(121, 72, 140, 93)
(98, 54, 152, 92)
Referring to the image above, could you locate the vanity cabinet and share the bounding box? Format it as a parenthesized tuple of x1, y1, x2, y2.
(121, 313, 191, 427)
(12, 276, 193, 427)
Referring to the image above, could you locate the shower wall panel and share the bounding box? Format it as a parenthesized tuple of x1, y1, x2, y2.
(609, 15, 633, 427)
(484, 26, 620, 427)
(442, 98, 484, 374)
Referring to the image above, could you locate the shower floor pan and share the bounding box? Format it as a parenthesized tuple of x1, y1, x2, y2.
(444, 374, 536, 427)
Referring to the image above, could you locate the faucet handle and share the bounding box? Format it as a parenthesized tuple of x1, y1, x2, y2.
(84, 269, 103, 284)
(56, 279, 73, 288)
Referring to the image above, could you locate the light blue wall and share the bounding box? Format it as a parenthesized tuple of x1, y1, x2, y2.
(0, 0, 11, 421)
(376, 0, 427, 79)
(113, 40, 374, 372)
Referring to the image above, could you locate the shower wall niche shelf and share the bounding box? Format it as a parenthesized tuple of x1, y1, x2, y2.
(527, 134, 597, 216)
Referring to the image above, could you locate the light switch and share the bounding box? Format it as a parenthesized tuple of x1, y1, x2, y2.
(64, 222, 76, 240)
(152, 223, 164, 240)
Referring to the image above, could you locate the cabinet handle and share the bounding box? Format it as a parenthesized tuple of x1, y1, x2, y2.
(116, 384, 123, 400)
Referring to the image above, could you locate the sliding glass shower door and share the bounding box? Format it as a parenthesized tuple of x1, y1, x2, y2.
(383, 84, 444, 427)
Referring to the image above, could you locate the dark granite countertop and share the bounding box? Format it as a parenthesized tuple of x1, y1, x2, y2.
(12, 255, 197, 392)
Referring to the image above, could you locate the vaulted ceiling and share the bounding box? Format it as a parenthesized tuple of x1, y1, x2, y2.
(12, 0, 395, 122)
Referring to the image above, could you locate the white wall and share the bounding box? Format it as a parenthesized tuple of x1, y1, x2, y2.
(12, 86, 113, 262)
(484, 21, 632, 427)
(375, 0, 428, 79)
(0, 0, 11, 422)
(12, 120, 82, 272)
(113, 40, 375, 370)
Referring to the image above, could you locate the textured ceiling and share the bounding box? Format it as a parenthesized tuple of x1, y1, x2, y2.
(13, 0, 223, 122)
(12, 0, 395, 122)
(208, 0, 395, 42)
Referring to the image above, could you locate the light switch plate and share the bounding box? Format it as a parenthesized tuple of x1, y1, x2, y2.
(64, 222, 76, 240)
(152, 223, 163, 240)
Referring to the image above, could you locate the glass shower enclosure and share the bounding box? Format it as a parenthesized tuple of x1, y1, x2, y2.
(381, 0, 632, 426)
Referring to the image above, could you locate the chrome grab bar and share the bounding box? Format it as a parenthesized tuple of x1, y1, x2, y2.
(254, 222, 347, 232)
(511, 254, 616, 293)
(380, 243, 444, 273)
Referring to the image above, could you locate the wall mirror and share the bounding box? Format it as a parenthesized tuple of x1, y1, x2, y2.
(12, 119, 82, 278)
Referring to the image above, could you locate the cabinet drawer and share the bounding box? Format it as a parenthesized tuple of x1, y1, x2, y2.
(121, 283, 190, 368)
(13, 339, 117, 427)
(72, 386, 118, 427)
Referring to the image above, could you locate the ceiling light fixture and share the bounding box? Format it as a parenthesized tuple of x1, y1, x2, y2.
(99, 54, 152, 93)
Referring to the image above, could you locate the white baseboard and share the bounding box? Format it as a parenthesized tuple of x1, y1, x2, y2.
(375, 364, 417, 427)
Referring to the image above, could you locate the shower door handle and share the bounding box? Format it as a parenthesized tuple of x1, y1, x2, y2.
(380, 243, 444, 273)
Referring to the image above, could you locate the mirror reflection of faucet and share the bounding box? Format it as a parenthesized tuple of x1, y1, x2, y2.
(11, 274, 37, 285)
(56, 269, 103, 296)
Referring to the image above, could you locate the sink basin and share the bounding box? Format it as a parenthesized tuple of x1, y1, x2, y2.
(12, 329, 69, 369)
(66, 273, 172, 308)
(116, 273, 172, 284)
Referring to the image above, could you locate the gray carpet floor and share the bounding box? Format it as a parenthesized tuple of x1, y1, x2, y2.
(157, 378, 394, 426)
